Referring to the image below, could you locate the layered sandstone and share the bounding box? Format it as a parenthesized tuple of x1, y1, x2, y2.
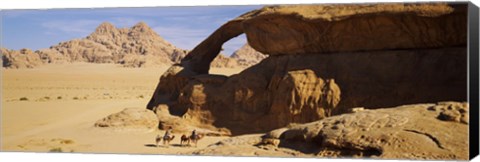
(147, 3, 467, 135)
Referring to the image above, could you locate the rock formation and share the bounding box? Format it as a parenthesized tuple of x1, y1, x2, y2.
(153, 104, 231, 136)
(231, 44, 267, 67)
(3, 22, 187, 68)
(210, 54, 239, 68)
(2, 22, 262, 69)
(59, 22, 186, 67)
(1, 48, 43, 68)
(188, 102, 469, 160)
(147, 3, 467, 135)
(94, 108, 159, 131)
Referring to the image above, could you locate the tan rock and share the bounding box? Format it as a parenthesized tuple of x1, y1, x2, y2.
(148, 47, 467, 135)
(210, 54, 239, 68)
(94, 108, 159, 131)
(241, 4, 466, 55)
(231, 44, 267, 67)
(259, 138, 280, 147)
(147, 3, 467, 135)
(434, 102, 469, 124)
(3, 22, 189, 68)
(1, 48, 43, 68)
(178, 3, 466, 74)
(191, 102, 468, 160)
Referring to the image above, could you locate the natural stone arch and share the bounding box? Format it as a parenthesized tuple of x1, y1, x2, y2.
(180, 19, 245, 74)
(147, 3, 467, 135)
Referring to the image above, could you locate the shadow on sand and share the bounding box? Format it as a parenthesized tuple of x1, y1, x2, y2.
(144, 143, 191, 148)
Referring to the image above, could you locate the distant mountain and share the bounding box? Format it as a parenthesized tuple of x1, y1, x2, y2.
(1, 22, 267, 69)
(1, 48, 44, 68)
(231, 44, 267, 67)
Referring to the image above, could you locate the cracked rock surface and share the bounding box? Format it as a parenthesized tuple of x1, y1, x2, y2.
(189, 102, 468, 160)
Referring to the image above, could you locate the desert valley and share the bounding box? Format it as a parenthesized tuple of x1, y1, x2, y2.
(1, 3, 471, 160)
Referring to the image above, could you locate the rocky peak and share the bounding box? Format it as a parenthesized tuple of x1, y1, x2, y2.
(3, 21, 254, 69)
(94, 22, 117, 35)
(127, 22, 163, 43)
(19, 48, 34, 54)
(231, 44, 267, 67)
(130, 21, 151, 33)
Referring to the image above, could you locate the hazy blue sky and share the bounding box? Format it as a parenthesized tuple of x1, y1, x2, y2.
(1, 5, 262, 55)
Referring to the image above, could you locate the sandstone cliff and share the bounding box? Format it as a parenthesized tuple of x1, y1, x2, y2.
(147, 3, 467, 136)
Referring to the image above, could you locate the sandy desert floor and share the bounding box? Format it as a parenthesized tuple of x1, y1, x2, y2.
(1, 63, 244, 154)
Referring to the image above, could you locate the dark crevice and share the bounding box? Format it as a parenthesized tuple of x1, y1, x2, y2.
(403, 129, 445, 150)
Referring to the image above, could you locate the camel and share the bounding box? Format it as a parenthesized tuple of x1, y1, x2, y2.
(163, 135, 175, 147)
(155, 134, 162, 147)
(180, 134, 190, 146)
(180, 134, 204, 147)
(190, 134, 203, 147)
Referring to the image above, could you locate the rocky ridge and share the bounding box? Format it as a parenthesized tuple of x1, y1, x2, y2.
(2, 22, 267, 69)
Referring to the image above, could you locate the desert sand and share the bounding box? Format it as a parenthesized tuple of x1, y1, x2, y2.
(1, 63, 243, 154)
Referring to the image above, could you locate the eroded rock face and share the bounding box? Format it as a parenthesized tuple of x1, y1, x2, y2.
(189, 102, 469, 160)
(153, 104, 231, 136)
(429, 102, 469, 124)
(177, 3, 466, 74)
(94, 108, 159, 131)
(147, 3, 467, 135)
(241, 4, 466, 55)
(1, 48, 44, 68)
(148, 47, 466, 134)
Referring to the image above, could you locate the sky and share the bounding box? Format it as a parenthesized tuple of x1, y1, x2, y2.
(1, 5, 263, 55)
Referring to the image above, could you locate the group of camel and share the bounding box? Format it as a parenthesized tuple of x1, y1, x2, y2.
(155, 131, 204, 147)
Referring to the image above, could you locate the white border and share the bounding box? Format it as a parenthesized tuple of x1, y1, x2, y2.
(1, 0, 479, 162)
